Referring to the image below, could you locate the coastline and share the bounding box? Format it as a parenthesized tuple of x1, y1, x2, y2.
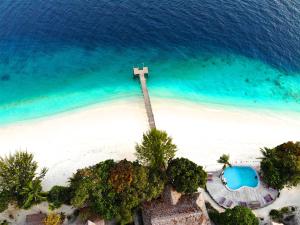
(0, 97, 300, 190)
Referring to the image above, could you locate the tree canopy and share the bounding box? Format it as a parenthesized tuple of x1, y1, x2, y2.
(135, 128, 177, 170)
(167, 158, 207, 193)
(260, 141, 300, 190)
(217, 154, 231, 169)
(210, 206, 259, 225)
(0, 151, 47, 211)
(69, 159, 165, 224)
(47, 185, 71, 209)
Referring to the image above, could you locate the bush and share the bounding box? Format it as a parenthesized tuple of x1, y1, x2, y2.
(269, 209, 282, 221)
(47, 186, 71, 209)
(43, 213, 63, 225)
(211, 206, 259, 225)
(0, 220, 9, 225)
(167, 158, 207, 193)
(0, 192, 10, 213)
(260, 142, 300, 189)
(269, 207, 294, 223)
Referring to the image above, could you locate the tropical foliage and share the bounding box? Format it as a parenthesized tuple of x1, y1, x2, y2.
(269, 206, 294, 223)
(109, 160, 134, 193)
(135, 128, 177, 170)
(167, 158, 207, 193)
(0, 192, 10, 213)
(20, 179, 47, 209)
(0, 151, 47, 211)
(68, 159, 165, 224)
(47, 186, 71, 209)
(209, 206, 259, 225)
(217, 154, 231, 169)
(260, 141, 300, 190)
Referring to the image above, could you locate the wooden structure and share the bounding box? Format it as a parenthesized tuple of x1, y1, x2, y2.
(142, 186, 211, 225)
(25, 213, 46, 225)
(133, 67, 156, 129)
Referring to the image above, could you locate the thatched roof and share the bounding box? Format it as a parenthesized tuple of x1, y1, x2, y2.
(25, 213, 46, 225)
(142, 186, 211, 225)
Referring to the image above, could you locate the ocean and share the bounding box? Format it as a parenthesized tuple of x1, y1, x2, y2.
(0, 0, 300, 124)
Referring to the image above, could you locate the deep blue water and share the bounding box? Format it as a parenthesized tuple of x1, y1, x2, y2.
(223, 166, 258, 190)
(0, 0, 300, 123)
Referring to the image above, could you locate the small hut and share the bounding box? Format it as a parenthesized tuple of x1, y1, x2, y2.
(142, 186, 211, 225)
(25, 212, 46, 225)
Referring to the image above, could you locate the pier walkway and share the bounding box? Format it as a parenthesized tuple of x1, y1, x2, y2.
(133, 67, 156, 129)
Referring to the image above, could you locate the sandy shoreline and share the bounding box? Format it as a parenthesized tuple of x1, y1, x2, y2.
(0, 98, 299, 203)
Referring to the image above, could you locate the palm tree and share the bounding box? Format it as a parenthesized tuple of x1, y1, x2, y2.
(135, 128, 177, 170)
(0, 151, 47, 210)
(217, 154, 231, 169)
(20, 179, 47, 209)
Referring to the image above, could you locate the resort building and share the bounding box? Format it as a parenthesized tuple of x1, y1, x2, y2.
(85, 220, 105, 225)
(141, 186, 211, 225)
(25, 213, 46, 225)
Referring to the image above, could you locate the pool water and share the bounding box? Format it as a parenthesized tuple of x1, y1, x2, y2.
(223, 166, 258, 190)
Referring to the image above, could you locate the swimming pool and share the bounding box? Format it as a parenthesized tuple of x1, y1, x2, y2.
(223, 166, 259, 190)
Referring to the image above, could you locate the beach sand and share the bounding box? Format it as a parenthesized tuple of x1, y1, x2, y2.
(0, 97, 299, 216)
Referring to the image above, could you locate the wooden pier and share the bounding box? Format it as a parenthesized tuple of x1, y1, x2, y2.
(133, 66, 156, 129)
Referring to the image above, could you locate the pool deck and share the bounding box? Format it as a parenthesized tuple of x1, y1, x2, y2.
(206, 167, 278, 209)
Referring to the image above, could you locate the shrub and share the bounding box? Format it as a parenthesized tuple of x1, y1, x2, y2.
(269, 207, 294, 223)
(167, 158, 207, 193)
(47, 186, 71, 209)
(43, 213, 63, 225)
(0, 220, 9, 225)
(0, 192, 10, 213)
(211, 206, 259, 225)
(260, 142, 300, 189)
(269, 209, 282, 221)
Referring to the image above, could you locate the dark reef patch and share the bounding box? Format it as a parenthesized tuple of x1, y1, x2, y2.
(1, 74, 10, 81)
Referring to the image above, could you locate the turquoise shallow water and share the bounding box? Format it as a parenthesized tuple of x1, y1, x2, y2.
(1, 47, 300, 124)
(0, 0, 300, 124)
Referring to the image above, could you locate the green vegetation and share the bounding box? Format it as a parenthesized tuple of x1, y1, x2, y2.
(20, 179, 47, 209)
(0, 220, 9, 225)
(0, 151, 47, 211)
(0, 192, 10, 213)
(68, 159, 165, 224)
(260, 141, 300, 190)
(217, 154, 231, 169)
(47, 186, 71, 209)
(269, 206, 295, 223)
(135, 128, 177, 170)
(3, 133, 295, 225)
(209, 206, 259, 225)
(167, 157, 207, 193)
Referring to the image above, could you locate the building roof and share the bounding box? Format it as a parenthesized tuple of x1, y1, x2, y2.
(142, 186, 211, 225)
(25, 213, 46, 225)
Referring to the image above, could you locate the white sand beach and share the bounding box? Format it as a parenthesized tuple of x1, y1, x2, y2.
(0, 97, 299, 215)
